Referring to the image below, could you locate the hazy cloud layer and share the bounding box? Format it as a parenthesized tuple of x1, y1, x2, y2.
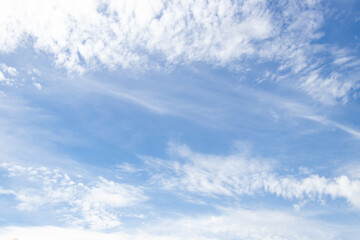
(0, 207, 358, 240)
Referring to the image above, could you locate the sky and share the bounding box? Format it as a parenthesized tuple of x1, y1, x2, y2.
(0, 0, 360, 239)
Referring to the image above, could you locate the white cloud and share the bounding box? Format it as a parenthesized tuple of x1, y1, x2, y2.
(251, 87, 360, 139)
(1, 0, 358, 104)
(143, 207, 349, 240)
(0, 63, 18, 76)
(0, 186, 14, 195)
(302, 114, 360, 139)
(298, 70, 355, 104)
(0, 71, 5, 80)
(116, 163, 142, 173)
(28, 68, 41, 76)
(0, 0, 321, 73)
(143, 142, 273, 196)
(0, 63, 19, 86)
(0, 206, 358, 240)
(0, 163, 147, 230)
(337, 162, 360, 179)
(334, 57, 353, 65)
(0, 71, 14, 86)
(143, 142, 360, 209)
(33, 82, 42, 90)
(75, 75, 360, 139)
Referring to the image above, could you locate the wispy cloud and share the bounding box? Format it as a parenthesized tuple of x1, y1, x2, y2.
(66, 73, 360, 139)
(303, 114, 360, 139)
(298, 71, 354, 104)
(249, 86, 360, 139)
(143, 142, 360, 209)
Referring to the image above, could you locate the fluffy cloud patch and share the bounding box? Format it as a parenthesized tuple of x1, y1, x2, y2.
(1, 0, 358, 104)
(0, 63, 18, 86)
(0, 0, 320, 73)
(0, 163, 147, 230)
(0, 63, 18, 76)
(33, 82, 42, 90)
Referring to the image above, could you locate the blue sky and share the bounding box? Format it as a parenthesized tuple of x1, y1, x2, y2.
(0, 0, 360, 239)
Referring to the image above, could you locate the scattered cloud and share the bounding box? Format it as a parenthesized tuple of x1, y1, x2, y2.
(0, 63, 24, 87)
(0, 63, 18, 76)
(0, 74, 15, 86)
(27, 68, 41, 76)
(0, 163, 147, 230)
(33, 82, 42, 90)
(1, 0, 358, 104)
(0, 0, 320, 73)
(298, 70, 356, 105)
